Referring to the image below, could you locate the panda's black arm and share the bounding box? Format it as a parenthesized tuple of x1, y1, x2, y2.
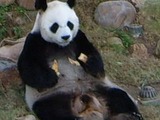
(74, 30, 105, 78)
(18, 33, 58, 89)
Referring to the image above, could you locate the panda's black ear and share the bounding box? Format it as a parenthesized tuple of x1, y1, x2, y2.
(67, 0, 76, 8)
(35, 0, 47, 11)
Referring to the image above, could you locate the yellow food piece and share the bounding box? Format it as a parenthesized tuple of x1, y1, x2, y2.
(68, 57, 80, 66)
(52, 60, 60, 76)
(78, 53, 88, 63)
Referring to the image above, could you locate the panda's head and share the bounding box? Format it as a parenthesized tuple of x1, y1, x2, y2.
(32, 0, 79, 46)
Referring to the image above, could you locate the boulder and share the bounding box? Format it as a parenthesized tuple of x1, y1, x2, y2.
(0, 0, 14, 5)
(94, 1, 136, 28)
(16, 0, 35, 10)
(0, 37, 25, 62)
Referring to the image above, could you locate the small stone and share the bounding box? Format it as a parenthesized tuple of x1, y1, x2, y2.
(107, 37, 124, 46)
(94, 1, 136, 28)
(125, 24, 143, 38)
(107, 37, 126, 53)
(129, 43, 149, 59)
(16, 115, 36, 120)
(15, 17, 25, 25)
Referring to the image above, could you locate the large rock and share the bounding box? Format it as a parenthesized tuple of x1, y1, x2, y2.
(0, 37, 25, 62)
(94, 1, 136, 28)
(16, 0, 35, 10)
(0, 0, 15, 5)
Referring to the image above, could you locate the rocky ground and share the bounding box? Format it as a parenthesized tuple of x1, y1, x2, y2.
(0, 0, 160, 120)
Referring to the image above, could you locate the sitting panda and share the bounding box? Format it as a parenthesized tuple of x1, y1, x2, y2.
(18, 0, 143, 120)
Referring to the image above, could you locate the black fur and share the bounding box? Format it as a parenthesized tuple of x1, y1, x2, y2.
(96, 85, 141, 117)
(35, 0, 47, 11)
(67, 0, 76, 8)
(18, 33, 58, 89)
(18, 30, 105, 89)
(33, 93, 79, 120)
(75, 30, 105, 78)
(32, 86, 143, 120)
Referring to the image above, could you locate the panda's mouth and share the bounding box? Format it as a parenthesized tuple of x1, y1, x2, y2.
(57, 41, 70, 46)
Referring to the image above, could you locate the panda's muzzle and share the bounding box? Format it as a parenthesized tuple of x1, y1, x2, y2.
(62, 35, 70, 41)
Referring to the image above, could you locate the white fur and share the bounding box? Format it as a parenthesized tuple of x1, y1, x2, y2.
(25, 85, 41, 110)
(31, 13, 41, 33)
(32, 1, 79, 46)
(103, 76, 120, 88)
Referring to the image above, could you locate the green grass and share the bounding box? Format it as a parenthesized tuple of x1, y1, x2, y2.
(0, 5, 11, 40)
(140, 0, 160, 34)
(0, 85, 29, 120)
(110, 44, 128, 55)
(114, 29, 134, 49)
(0, 4, 27, 40)
(13, 27, 23, 39)
(103, 51, 160, 86)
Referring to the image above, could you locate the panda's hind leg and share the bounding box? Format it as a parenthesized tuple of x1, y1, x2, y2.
(96, 80, 143, 120)
(32, 93, 78, 120)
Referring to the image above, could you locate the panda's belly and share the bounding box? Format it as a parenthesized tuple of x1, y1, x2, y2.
(49, 56, 99, 93)
(25, 73, 97, 110)
(58, 57, 89, 80)
(25, 55, 100, 110)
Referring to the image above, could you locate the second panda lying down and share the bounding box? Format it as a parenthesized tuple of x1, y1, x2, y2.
(18, 0, 143, 120)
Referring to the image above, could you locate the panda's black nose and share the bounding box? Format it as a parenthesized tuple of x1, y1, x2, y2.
(61, 35, 70, 41)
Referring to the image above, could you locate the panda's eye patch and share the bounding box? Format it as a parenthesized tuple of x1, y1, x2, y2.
(67, 21, 74, 30)
(50, 23, 59, 33)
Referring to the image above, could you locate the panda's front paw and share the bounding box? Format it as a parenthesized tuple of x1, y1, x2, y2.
(79, 56, 105, 78)
(46, 69, 58, 87)
(42, 68, 58, 88)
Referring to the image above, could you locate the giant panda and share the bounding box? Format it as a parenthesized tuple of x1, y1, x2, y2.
(17, 0, 143, 120)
